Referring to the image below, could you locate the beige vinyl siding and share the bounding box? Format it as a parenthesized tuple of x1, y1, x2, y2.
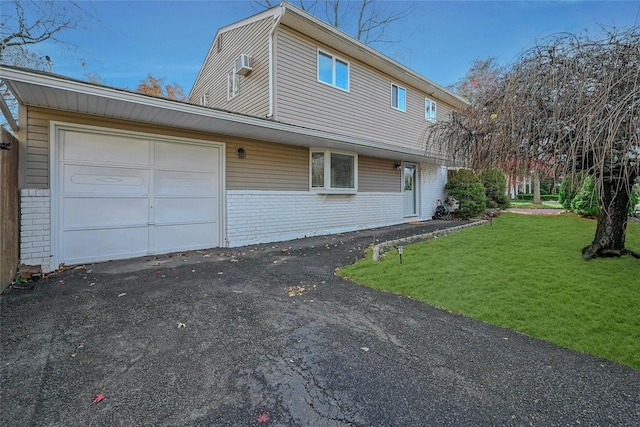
(226, 140, 308, 191)
(190, 17, 272, 117)
(358, 156, 401, 192)
(275, 27, 456, 159)
(22, 107, 308, 191)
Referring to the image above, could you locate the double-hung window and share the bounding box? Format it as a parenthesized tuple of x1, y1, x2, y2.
(391, 84, 406, 112)
(227, 70, 239, 100)
(310, 149, 357, 193)
(425, 98, 437, 120)
(317, 50, 349, 91)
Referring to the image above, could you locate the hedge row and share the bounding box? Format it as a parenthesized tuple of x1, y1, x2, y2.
(513, 194, 558, 201)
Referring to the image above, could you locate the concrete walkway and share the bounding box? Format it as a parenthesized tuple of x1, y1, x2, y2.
(505, 208, 565, 216)
(2, 221, 638, 426)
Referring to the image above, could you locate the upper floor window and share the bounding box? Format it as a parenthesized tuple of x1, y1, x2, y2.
(310, 149, 357, 194)
(200, 93, 208, 106)
(228, 70, 239, 100)
(391, 84, 406, 112)
(317, 50, 349, 91)
(425, 98, 437, 120)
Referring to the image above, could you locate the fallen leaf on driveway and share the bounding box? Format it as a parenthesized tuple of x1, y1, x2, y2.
(92, 394, 105, 403)
(118, 293, 126, 297)
(257, 412, 270, 423)
(177, 322, 186, 328)
(287, 286, 306, 297)
(361, 347, 369, 352)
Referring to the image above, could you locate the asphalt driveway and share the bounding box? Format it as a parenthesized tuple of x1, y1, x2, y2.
(2, 220, 639, 426)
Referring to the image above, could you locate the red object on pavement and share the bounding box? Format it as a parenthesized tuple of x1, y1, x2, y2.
(92, 394, 105, 403)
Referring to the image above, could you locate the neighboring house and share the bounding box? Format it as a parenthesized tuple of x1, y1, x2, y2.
(0, 2, 467, 274)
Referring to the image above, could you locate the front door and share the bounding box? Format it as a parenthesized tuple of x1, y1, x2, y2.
(403, 164, 417, 217)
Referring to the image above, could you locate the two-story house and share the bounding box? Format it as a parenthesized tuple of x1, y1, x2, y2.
(190, 2, 467, 236)
(1, 2, 467, 273)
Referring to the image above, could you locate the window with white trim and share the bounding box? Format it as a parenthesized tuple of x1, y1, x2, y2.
(200, 93, 208, 106)
(227, 71, 239, 100)
(310, 149, 358, 193)
(391, 84, 406, 112)
(317, 50, 349, 91)
(425, 98, 437, 120)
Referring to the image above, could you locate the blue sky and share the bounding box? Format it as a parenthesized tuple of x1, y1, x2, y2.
(22, 1, 640, 93)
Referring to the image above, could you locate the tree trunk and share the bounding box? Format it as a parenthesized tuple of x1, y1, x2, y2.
(533, 171, 541, 205)
(581, 177, 631, 260)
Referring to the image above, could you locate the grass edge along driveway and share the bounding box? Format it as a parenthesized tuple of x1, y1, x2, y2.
(338, 213, 640, 370)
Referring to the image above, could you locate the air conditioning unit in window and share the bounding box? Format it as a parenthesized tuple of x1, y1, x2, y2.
(234, 54, 253, 76)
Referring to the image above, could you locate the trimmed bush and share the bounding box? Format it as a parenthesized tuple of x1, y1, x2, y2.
(514, 194, 557, 201)
(445, 169, 487, 219)
(571, 175, 599, 216)
(479, 169, 510, 209)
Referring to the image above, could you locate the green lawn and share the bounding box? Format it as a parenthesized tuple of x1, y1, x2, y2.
(338, 214, 640, 370)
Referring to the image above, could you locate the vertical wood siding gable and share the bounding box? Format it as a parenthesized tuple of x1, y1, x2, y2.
(274, 27, 458, 160)
(190, 17, 272, 117)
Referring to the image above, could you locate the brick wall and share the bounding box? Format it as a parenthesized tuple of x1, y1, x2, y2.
(226, 190, 406, 247)
(20, 189, 52, 272)
(419, 164, 448, 219)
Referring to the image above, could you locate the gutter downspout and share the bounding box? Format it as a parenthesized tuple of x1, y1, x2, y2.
(267, 6, 284, 119)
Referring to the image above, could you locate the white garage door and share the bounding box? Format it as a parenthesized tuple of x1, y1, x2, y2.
(55, 126, 223, 266)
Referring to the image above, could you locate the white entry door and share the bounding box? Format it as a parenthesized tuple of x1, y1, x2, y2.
(55, 125, 223, 266)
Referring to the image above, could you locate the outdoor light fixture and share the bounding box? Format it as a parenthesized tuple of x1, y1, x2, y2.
(397, 246, 404, 264)
(395, 163, 402, 170)
(237, 147, 246, 158)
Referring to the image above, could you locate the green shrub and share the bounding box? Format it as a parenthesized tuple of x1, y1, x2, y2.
(479, 169, 510, 209)
(558, 173, 584, 210)
(571, 175, 599, 216)
(445, 169, 487, 219)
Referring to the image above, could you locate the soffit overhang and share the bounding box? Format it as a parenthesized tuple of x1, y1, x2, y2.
(1, 66, 450, 164)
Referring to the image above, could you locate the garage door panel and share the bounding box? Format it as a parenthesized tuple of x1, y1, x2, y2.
(154, 197, 218, 223)
(155, 141, 219, 171)
(64, 164, 150, 195)
(153, 223, 218, 252)
(64, 131, 150, 165)
(62, 227, 149, 264)
(57, 127, 222, 266)
(154, 170, 218, 196)
(63, 197, 149, 228)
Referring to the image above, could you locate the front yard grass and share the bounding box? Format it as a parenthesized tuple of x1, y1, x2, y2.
(338, 213, 640, 370)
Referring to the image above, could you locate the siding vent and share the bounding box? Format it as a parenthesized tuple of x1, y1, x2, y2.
(234, 54, 253, 76)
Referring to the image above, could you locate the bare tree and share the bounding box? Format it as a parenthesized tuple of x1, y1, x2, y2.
(1, 0, 96, 130)
(424, 27, 640, 260)
(0, 0, 94, 65)
(252, 0, 413, 44)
